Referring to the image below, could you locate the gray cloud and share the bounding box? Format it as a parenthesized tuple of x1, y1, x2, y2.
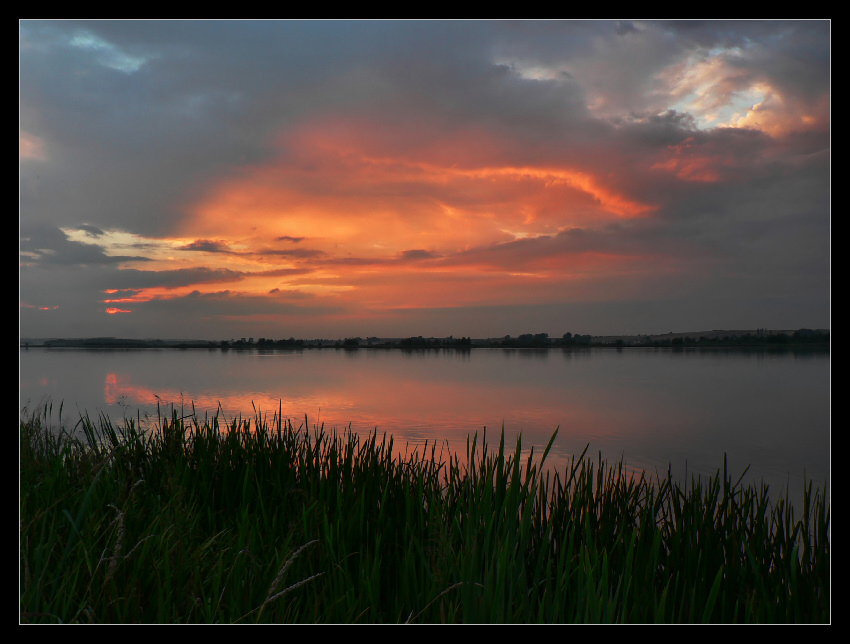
(76, 224, 106, 237)
(108, 266, 247, 289)
(399, 249, 440, 261)
(20, 222, 145, 266)
(178, 239, 234, 253)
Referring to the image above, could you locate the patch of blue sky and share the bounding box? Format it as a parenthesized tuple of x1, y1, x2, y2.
(69, 31, 149, 73)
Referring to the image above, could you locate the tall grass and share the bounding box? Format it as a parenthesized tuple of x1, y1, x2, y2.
(19, 406, 829, 623)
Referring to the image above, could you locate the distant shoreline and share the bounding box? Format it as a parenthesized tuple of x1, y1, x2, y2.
(20, 328, 829, 350)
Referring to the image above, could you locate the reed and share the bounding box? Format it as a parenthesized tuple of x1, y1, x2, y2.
(19, 406, 829, 623)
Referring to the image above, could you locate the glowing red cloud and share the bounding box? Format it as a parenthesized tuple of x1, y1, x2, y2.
(182, 118, 656, 256)
(113, 118, 672, 320)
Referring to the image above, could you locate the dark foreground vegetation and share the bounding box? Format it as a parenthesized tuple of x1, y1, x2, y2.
(20, 408, 829, 623)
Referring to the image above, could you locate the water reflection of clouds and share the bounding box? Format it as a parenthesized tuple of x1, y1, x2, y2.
(99, 350, 695, 449)
(102, 369, 362, 428)
(21, 347, 827, 514)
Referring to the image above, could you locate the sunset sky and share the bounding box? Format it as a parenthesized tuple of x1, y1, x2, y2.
(20, 20, 830, 340)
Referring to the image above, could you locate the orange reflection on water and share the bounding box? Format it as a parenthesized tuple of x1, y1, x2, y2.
(99, 347, 707, 489)
(105, 372, 156, 407)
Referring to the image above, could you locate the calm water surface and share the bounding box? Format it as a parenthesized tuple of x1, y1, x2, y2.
(20, 346, 829, 508)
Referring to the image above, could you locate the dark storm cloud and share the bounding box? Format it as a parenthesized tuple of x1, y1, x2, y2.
(178, 239, 234, 253)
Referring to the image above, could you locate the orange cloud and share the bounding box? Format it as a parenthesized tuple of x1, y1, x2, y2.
(109, 118, 669, 321)
(727, 90, 830, 137)
(183, 118, 655, 257)
(651, 157, 720, 183)
(650, 136, 737, 183)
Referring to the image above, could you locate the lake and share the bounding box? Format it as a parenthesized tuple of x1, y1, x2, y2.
(20, 346, 829, 510)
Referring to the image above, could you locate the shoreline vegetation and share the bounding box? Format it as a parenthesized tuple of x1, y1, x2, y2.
(20, 406, 829, 623)
(20, 328, 830, 350)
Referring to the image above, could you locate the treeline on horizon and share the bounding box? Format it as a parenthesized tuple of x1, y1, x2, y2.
(30, 328, 829, 350)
